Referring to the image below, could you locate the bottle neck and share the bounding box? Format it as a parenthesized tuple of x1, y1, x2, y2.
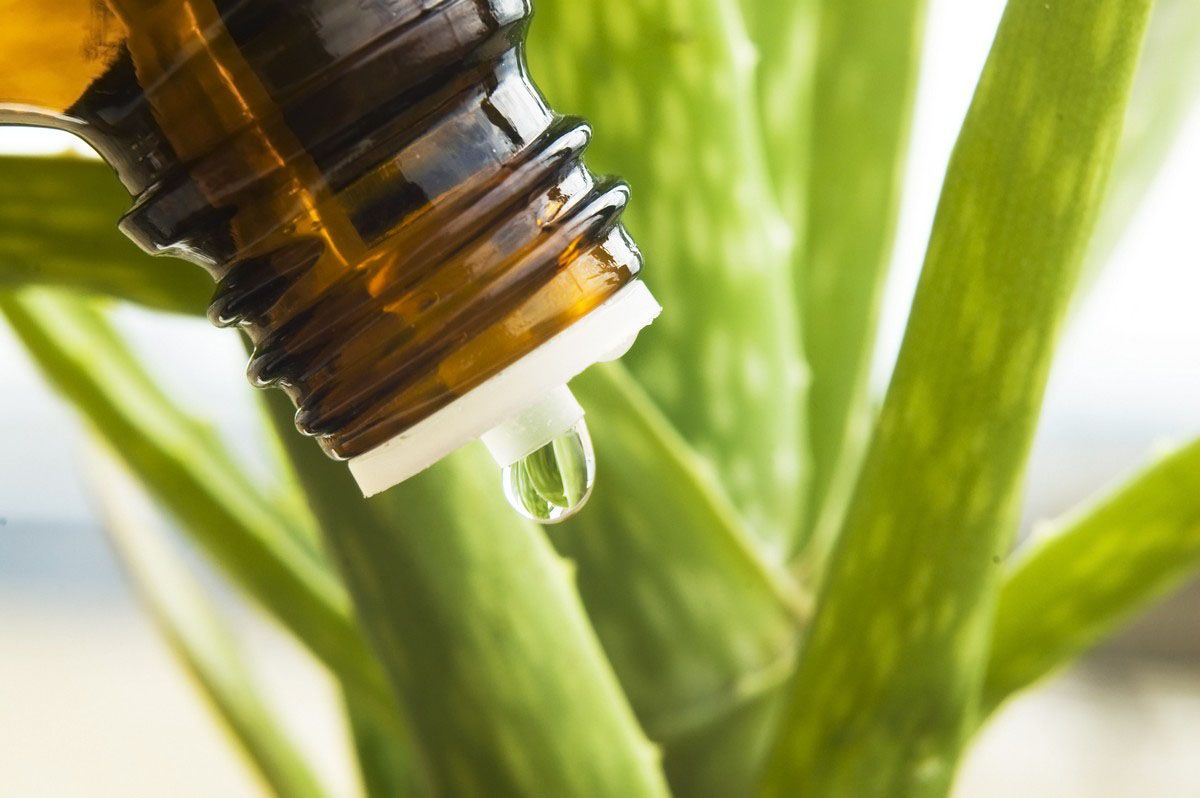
(57, 0, 642, 460)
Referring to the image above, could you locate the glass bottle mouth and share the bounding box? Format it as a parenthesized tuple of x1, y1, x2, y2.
(347, 280, 660, 498)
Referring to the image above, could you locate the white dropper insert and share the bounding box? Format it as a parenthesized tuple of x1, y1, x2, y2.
(480, 385, 585, 468)
(347, 281, 661, 500)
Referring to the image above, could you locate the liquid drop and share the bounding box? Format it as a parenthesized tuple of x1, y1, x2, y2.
(502, 421, 596, 524)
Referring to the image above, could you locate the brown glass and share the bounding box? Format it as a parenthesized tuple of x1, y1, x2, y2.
(0, 0, 641, 459)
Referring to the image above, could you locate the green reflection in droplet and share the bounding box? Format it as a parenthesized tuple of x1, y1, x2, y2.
(502, 422, 596, 524)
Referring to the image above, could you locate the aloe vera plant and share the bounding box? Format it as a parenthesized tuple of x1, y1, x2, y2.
(2, 0, 1199, 795)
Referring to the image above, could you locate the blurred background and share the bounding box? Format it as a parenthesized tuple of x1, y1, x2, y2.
(2, 0, 1198, 795)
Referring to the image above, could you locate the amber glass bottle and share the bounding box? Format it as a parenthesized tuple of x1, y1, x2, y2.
(0, 0, 658, 513)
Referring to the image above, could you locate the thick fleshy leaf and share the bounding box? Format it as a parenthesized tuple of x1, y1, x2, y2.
(5, 276, 667, 793)
(793, 0, 929, 557)
(260, 389, 669, 797)
(763, 0, 1154, 794)
(0, 156, 210, 314)
(983, 439, 1200, 714)
(343, 690, 430, 798)
(740, 0, 818, 229)
(558, 363, 808, 796)
(0, 290, 395, 721)
(90, 451, 326, 798)
(528, 0, 808, 552)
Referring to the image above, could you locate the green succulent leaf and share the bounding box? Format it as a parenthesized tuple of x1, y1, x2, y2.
(740, 0, 818, 231)
(91, 452, 327, 798)
(260, 389, 670, 798)
(0, 156, 210, 314)
(983, 439, 1200, 715)
(528, 0, 808, 553)
(344, 690, 429, 798)
(763, 0, 1154, 794)
(0, 290, 398, 724)
(793, 0, 929, 559)
(559, 363, 808, 796)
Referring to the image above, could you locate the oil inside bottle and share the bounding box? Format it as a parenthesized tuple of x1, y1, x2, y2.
(502, 421, 596, 524)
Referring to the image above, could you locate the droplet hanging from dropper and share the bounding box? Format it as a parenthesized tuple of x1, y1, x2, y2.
(502, 420, 596, 524)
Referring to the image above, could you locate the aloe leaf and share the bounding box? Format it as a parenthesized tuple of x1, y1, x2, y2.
(343, 690, 428, 798)
(260, 389, 669, 797)
(528, 0, 808, 552)
(90, 450, 326, 798)
(0, 290, 396, 720)
(763, 0, 1154, 794)
(740, 0, 818, 230)
(0, 156, 210, 314)
(982, 439, 1200, 715)
(1085, 0, 1200, 277)
(793, 0, 929, 556)
(559, 363, 809, 796)
(250, 323, 802, 794)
